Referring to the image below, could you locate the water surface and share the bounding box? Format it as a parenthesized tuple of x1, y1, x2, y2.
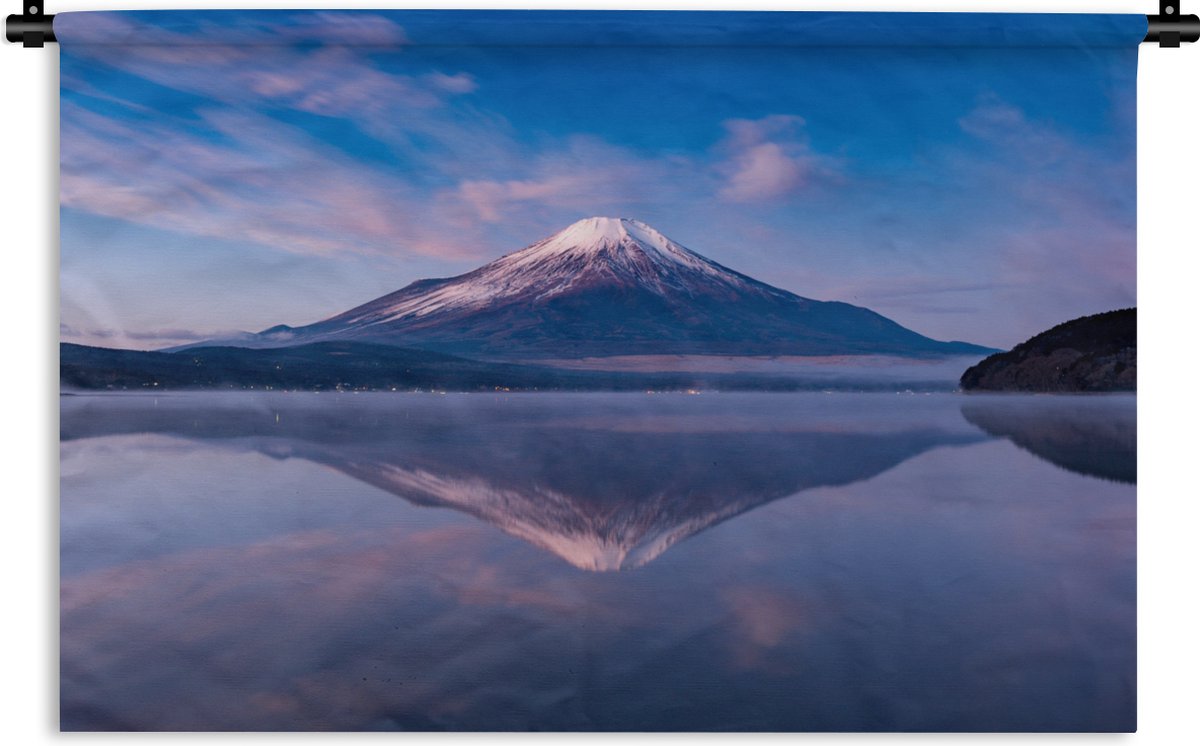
(60, 392, 1135, 731)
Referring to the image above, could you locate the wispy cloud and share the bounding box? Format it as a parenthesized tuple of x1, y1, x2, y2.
(717, 115, 836, 202)
(61, 103, 455, 259)
(447, 137, 691, 225)
(801, 97, 1135, 346)
(61, 13, 483, 158)
(60, 15, 841, 264)
(954, 97, 1135, 339)
(60, 322, 254, 350)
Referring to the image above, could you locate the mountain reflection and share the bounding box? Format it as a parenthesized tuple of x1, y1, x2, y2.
(62, 393, 987, 571)
(960, 395, 1136, 484)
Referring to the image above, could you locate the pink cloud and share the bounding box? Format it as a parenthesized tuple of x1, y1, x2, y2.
(425, 72, 479, 95)
(60, 15, 462, 130)
(277, 11, 409, 46)
(954, 98, 1136, 340)
(56, 11, 409, 47)
(720, 142, 810, 202)
(448, 137, 692, 225)
(457, 178, 571, 223)
(716, 115, 830, 202)
(58, 323, 250, 350)
(60, 103, 490, 261)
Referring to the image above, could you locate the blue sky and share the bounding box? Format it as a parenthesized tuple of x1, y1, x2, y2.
(58, 11, 1140, 350)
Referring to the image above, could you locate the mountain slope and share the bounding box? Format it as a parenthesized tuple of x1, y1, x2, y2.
(213, 217, 993, 359)
(960, 308, 1136, 392)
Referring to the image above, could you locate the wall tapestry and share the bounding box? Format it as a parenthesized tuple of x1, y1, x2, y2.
(57, 10, 1139, 732)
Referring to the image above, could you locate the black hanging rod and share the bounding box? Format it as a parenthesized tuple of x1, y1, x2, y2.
(7, 2, 1199, 48)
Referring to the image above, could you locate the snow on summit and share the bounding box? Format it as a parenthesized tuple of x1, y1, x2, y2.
(536, 216, 680, 254)
(339, 217, 766, 326)
(492, 216, 745, 288)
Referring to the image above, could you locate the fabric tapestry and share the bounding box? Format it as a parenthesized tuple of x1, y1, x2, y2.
(58, 11, 1140, 732)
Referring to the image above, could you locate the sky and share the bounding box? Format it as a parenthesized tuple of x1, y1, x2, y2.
(57, 11, 1140, 351)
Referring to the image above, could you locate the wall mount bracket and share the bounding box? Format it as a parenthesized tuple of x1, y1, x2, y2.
(1147, 0, 1200, 46)
(5, 1, 53, 47)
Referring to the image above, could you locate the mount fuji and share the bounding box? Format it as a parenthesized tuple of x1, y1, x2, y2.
(210, 217, 992, 359)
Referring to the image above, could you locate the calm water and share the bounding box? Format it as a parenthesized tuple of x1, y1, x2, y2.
(60, 392, 1135, 731)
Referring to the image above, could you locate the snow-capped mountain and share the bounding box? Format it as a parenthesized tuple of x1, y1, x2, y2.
(350, 217, 765, 320)
(217, 217, 991, 358)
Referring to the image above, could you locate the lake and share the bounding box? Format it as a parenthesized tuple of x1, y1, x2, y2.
(59, 391, 1135, 731)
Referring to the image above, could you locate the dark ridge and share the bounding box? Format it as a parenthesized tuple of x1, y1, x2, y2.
(60, 341, 961, 393)
(960, 309, 1135, 393)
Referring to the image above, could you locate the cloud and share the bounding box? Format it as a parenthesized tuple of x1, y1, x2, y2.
(60, 13, 479, 148)
(808, 97, 1134, 347)
(721, 142, 808, 202)
(955, 98, 1135, 338)
(58, 14, 527, 262)
(456, 178, 569, 223)
(957, 100, 1028, 140)
(60, 324, 211, 342)
(425, 72, 478, 95)
(446, 137, 694, 225)
(60, 322, 256, 350)
(439, 114, 835, 227)
(242, 48, 449, 116)
(59, 16, 837, 264)
(59, 10, 411, 48)
(717, 115, 830, 202)
(60, 101, 505, 261)
(274, 11, 410, 46)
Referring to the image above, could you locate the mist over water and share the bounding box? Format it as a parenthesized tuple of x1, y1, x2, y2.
(60, 392, 1135, 731)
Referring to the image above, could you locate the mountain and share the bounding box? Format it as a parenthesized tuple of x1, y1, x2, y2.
(207, 217, 992, 359)
(960, 308, 1136, 392)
